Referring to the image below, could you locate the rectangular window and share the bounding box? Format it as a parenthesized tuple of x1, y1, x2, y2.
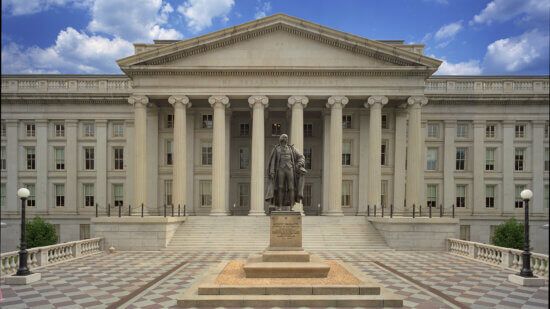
(427, 184, 437, 208)
(83, 123, 95, 137)
(202, 114, 213, 129)
(271, 123, 282, 136)
(113, 123, 124, 137)
(238, 183, 250, 207)
(303, 184, 312, 207)
(514, 148, 525, 171)
(83, 183, 94, 207)
(515, 185, 526, 208)
(460, 225, 470, 241)
(545, 148, 549, 172)
(427, 123, 439, 138)
(485, 148, 495, 171)
(456, 185, 466, 208)
(427, 148, 438, 171)
(201, 142, 212, 165)
(342, 141, 351, 166)
(166, 140, 173, 165)
(25, 184, 36, 207)
(485, 124, 495, 138)
(342, 115, 352, 129)
(239, 123, 250, 136)
(164, 180, 172, 205)
(456, 122, 468, 138)
(0, 183, 5, 208)
(304, 124, 313, 137)
(26, 147, 36, 170)
(486, 185, 495, 208)
(381, 180, 388, 207)
(304, 148, 312, 170)
(515, 124, 525, 138)
(381, 115, 388, 129)
(26, 123, 35, 137)
(55, 123, 65, 137)
(239, 147, 250, 169)
(55, 147, 65, 170)
(0, 147, 6, 170)
(200, 180, 212, 207)
(341, 181, 352, 207)
(381, 140, 388, 166)
(84, 147, 95, 170)
(456, 147, 466, 171)
(55, 184, 65, 207)
(113, 184, 124, 207)
(166, 114, 174, 128)
(114, 147, 124, 170)
(80, 224, 90, 240)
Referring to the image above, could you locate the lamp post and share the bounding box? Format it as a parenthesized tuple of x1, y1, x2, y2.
(519, 189, 533, 278)
(16, 187, 31, 276)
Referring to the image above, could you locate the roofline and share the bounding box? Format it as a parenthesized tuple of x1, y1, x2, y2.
(430, 75, 549, 79)
(1, 74, 127, 78)
(1, 74, 548, 79)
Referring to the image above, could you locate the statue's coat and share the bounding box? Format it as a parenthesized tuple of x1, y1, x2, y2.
(265, 144, 306, 206)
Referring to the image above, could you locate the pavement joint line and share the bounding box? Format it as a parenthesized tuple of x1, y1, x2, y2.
(372, 260, 467, 309)
(106, 260, 188, 309)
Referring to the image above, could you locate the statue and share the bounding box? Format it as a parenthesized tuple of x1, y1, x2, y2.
(265, 134, 307, 211)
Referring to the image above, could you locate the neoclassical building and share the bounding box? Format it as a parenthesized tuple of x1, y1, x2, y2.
(1, 14, 549, 252)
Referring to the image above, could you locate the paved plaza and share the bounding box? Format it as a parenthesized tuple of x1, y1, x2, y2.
(0, 250, 547, 308)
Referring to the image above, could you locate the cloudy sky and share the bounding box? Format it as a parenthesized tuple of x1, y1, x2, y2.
(2, 0, 549, 75)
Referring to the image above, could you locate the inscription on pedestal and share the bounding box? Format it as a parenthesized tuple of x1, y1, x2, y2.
(269, 211, 302, 250)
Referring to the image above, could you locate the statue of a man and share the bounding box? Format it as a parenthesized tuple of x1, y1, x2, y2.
(265, 134, 307, 210)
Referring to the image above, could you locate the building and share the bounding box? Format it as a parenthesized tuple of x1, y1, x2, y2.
(1, 14, 549, 252)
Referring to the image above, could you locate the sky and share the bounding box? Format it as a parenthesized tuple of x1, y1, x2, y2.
(1, 0, 549, 75)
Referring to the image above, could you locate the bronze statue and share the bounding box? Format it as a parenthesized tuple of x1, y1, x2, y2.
(265, 134, 307, 210)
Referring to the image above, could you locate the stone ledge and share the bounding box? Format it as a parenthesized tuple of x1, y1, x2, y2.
(91, 216, 186, 224)
(368, 217, 460, 224)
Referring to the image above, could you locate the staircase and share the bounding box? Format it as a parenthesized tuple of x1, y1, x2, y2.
(165, 216, 390, 252)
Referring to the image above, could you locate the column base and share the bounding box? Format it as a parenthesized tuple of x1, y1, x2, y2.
(323, 211, 344, 216)
(210, 211, 229, 216)
(248, 211, 267, 216)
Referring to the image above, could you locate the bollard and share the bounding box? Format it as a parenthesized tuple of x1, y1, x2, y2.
(367, 205, 370, 217)
(141, 203, 144, 217)
(129, 204, 131, 216)
(413, 204, 416, 218)
(172, 204, 174, 217)
(317, 204, 321, 216)
(429, 204, 432, 218)
(374, 205, 377, 217)
(118, 203, 121, 217)
(452, 204, 455, 218)
(419, 205, 422, 217)
(381, 204, 384, 217)
(390, 204, 393, 218)
(184, 204, 186, 216)
(178, 204, 181, 217)
(440, 204, 443, 217)
(107, 203, 111, 217)
(95, 203, 98, 217)
(164, 204, 167, 217)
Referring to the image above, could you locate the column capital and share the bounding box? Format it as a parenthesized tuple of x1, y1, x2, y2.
(287, 95, 309, 108)
(407, 96, 428, 107)
(208, 95, 230, 108)
(248, 95, 269, 108)
(365, 95, 388, 108)
(326, 96, 349, 108)
(128, 95, 149, 107)
(168, 95, 192, 108)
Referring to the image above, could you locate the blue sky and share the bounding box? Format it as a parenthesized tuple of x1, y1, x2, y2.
(2, 0, 549, 75)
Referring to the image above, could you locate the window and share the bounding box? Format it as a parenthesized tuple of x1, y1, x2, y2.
(80, 224, 90, 240)
(83, 123, 95, 137)
(201, 142, 212, 165)
(515, 185, 526, 208)
(485, 148, 495, 171)
(25, 184, 36, 207)
(304, 148, 312, 170)
(342, 115, 352, 129)
(456, 122, 468, 138)
(84, 147, 95, 170)
(381, 140, 388, 166)
(427, 148, 438, 171)
(26, 123, 35, 137)
(485, 124, 495, 138)
(460, 225, 470, 241)
(239, 123, 250, 136)
(239, 147, 250, 169)
(202, 114, 213, 129)
(113, 184, 124, 207)
(164, 180, 172, 205)
(83, 184, 94, 207)
(166, 114, 174, 128)
(342, 141, 351, 166)
(304, 124, 313, 137)
(381, 115, 388, 129)
(26, 147, 36, 170)
(381, 181, 388, 207)
(514, 148, 525, 171)
(166, 140, 173, 165)
(55, 184, 65, 207)
(303, 184, 312, 207)
(515, 124, 525, 138)
(456, 185, 466, 208)
(0, 183, 5, 208)
(55, 147, 65, 170)
(1, 147, 5, 170)
(113, 123, 124, 137)
(456, 147, 466, 171)
(427, 184, 437, 208)
(342, 181, 352, 207)
(427, 123, 439, 138)
(200, 180, 212, 207)
(545, 148, 549, 171)
(271, 123, 282, 136)
(486, 185, 495, 208)
(55, 123, 65, 137)
(1, 122, 6, 137)
(114, 147, 124, 170)
(238, 183, 249, 207)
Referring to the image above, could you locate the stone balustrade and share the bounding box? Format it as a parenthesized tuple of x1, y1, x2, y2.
(426, 78, 549, 95)
(447, 238, 548, 278)
(0, 237, 103, 276)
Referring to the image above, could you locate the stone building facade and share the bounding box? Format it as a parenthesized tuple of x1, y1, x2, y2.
(1, 15, 549, 252)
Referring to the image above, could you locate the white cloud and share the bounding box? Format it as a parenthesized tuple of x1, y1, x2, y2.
(2, 0, 92, 16)
(471, 0, 550, 25)
(434, 21, 463, 41)
(254, 1, 272, 19)
(1, 27, 133, 74)
(435, 59, 482, 75)
(177, 0, 235, 32)
(88, 0, 182, 42)
(483, 29, 549, 73)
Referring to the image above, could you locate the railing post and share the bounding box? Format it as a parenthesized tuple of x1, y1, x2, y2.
(128, 204, 131, 216)
(317, 203, 321, 216)
(184, 204, 186, 216)
(502, 249, 513, 269)
(440, 203, 443, 217)
(172, 204, 174, 217)
(367, 205, 370, 217)
(413, 204, 416, 218)
(118, 203, 121, 217)
(38, 249, 48, 267)
(374, 205, 377, 217)
(390, 204, 393, 218)
(107, 203, 110, 217)
(95, 203, 98, 217)
(74, 242, 82, 258)
(141, 203, 144, 217)
(164, 204, 167, 217)
(381, 204, 384, 217)
(429, 204, 432, 218)
(468, 243, 476, 259)
(452, 204, 455, 218)
(178, 204, 181, 217)
(419, 204, 422, 217)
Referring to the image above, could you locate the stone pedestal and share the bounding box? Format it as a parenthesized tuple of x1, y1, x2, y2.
(5, 273, 41, 285)
(268, 211, 302, 250)
(508, 274, 546, 287)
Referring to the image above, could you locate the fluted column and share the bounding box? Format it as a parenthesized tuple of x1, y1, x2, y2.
(128, 95, 148, 211)
(288, 95, 309, 214)
(169, 95, 192, 210)
(208, 95, 230, 215)
(366, 96, 388, 208)
(248, 95, 269, 215)
(405, 96, 428, 208)
(326, 96, 348, 215)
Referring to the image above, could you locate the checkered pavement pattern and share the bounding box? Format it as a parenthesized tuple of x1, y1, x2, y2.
(1, 250, 548, 308)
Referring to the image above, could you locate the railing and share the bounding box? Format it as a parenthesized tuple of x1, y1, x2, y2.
(1, 237, 103, 277)
(426, 77, 549, 95)
(447, 238, 548, 278)
(1, 76, 132, 94)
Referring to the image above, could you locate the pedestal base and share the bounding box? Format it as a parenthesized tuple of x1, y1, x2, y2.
(5, 272, 41, 285)
(508, 274, 546, 287)
(244, 253, 330, 278)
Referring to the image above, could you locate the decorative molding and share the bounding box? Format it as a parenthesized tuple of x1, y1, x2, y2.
(287, 95, 308, 108)
(365, 95, 389, 108)
(248, 95, 269, 109)
(326, 96, 349, 108)
(407, 96, 428, 107)
(126, 68, 430, 77)
(168, 95, 192, 108)
(128, 95, 149, 107)
(208, 95, 230, 108)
